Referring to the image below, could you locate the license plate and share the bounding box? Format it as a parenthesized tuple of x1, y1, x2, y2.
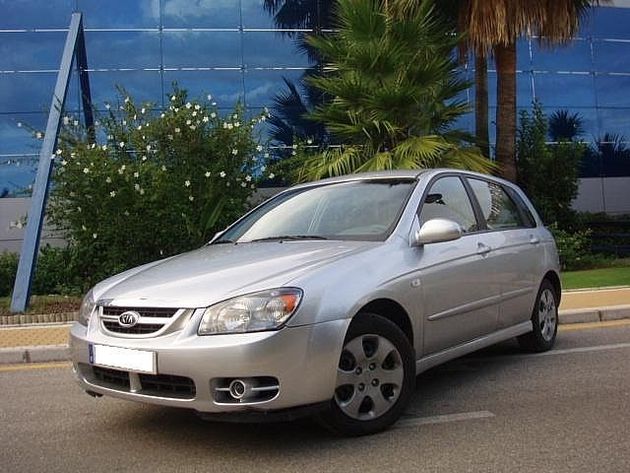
(89, 344, 157, 374)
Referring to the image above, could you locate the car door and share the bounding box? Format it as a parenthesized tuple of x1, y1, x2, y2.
(465, 178, 544, 329)
(415, 175, 501, 355)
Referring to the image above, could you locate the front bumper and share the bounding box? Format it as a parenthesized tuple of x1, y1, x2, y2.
(69, 318, 350, 413)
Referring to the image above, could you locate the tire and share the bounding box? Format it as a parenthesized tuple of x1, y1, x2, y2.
(316, 312, 415, 436)
(518, 279, 559, 353)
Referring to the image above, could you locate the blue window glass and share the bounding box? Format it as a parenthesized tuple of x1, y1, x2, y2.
(595, 74, 630, 107)
(85, 32, 161, 70)
(597, 108, 630, 139)
(0, 32, 66, 71)
(244, 69, 306, 108)
(163, 32, 242, 68)
(542, 106, 599, 143)
(77, 0, 160, 29)
(160, 0, 240, 29)
(243, 32, 313, 68)
(88, 70, 162, 105)
(163, 70, 245, 107)
(0, 73, 58, 114)
(0, 0, 73, 29)
(534, 72, 596, 108)
(593, 40, 630, 74)
(532, 39, 593, 73)
(591, 6, 630, 40)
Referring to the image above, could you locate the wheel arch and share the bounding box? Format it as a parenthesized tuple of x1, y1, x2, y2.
(543, 270, 562, 304)
(354, 299, 414, 347)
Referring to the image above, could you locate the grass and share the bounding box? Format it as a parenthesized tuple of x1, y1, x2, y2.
(562, 260, 630, 290)
(0, 295, 81, 317)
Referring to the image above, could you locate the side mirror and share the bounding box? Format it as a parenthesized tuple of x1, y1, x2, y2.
(414, 218, 462, 246)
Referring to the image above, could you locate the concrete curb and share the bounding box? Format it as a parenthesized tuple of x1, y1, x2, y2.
(0, 312, 78, 325)
(559, 304, 630, 324)
(0, 345, 69, 364)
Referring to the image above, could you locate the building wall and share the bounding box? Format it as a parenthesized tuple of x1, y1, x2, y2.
(1, 1, 630, 196)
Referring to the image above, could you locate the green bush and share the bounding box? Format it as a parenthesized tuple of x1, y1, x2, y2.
(49, 86, 271, 290)
(0, 252, 18, 297)
(548, 223, 608, 271)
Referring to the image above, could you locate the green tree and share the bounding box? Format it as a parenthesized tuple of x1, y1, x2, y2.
(298, 0, 494, 180)
(517, 102, 585, 226)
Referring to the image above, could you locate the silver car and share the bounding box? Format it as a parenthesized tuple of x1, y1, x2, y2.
(70, 169, 560, 436)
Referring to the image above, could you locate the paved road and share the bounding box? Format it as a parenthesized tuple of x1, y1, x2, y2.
(2, 322, 630, 473)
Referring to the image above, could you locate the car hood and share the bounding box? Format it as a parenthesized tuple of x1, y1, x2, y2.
(93, 240, 376, 308)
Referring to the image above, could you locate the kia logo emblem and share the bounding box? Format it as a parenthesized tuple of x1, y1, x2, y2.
(118, 311, 140, 328)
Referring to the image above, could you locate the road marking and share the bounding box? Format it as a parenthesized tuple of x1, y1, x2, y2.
(397, 411, 495, 428)
(0, 361, 70, 372)
(531, 342, 630, 358)
(559, 319, 630, 331)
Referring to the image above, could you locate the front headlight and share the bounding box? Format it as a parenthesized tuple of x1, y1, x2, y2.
(78, 289, 96, 326)
(198, 288, 302, 335)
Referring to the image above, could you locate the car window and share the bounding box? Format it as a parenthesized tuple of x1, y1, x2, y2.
(467, 178, 525, 230)
(419, 176, 479, 232)
(506, 188, 537, 228)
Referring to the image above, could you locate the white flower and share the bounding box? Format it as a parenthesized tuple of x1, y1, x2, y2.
(292, 144, 298, 150)
(124, 210, 130, 216)
(170, 95, 176, 101)
(107, 134, 113, 140)
(61, 160, 67, 166)
(77, 207, 82, 213)
(109, 191, 116, 197)
(194, 104, 201, 110)
(119, 142, 125, 148)
(122, 120, 127, 126)
(260, 116, 266, 122)
(192, 111, 197, 117)
(269, 173, 275, 179)
(251, 184, 255, 189)
(292, 150, 297, 156)
(202, 116, 209, 123)
(101, 145, 107, 151)
(232, 114, 238, 120)
(223, 122, 228, 129)
(137, 125, 142, 130)
(63, 116, 70, 125)
(210, 112, 216, 118)
(139, 188, 145, 195)
(55, 149, 63, 155)
(190, 125, 196, 130)
(81, 225, 87, 231)
(219, 171, 226, 178)
(83, 167, 89, 174)
(161, 165, 167, 171)
(94, 120, 100, 126)
(234, 121, 240, 128)
(106, 177, 112, 183)
(90, 143, 96, 149)
(105, 103, 111, 110)
(36, 132, 43, 139)
(186, 119, 192, 125)
(134, 183, 140, 191)
(146, 144, 151, 151)
(188, 195, 194, 201)
(73, 120, 79, 126)
(124, 96, 130, 103)
(232, 149, 238, 155)
(227, 123, 233, 130)
(142, 156, 147, 161)
(141, 107, 146, 114)
(184, 180, 191, 187)
(185, 102, 192, 109)
(160, 113, 165, 118)
(256, 145, 263, 152)
(240, 182, 247, 187)
(264, 152, 270, 158)
(204, 171, 211, 178)
(307, 139, 313, 145)
(261, 165, 266, 172)
(207, 94, 212, 100)
(118, 165, 126, 174)
(212, 101, 216, 106)
(174, 107, 179, 113)
(245, 175, 252, 182)
(92, 233, 98, 239)
(175, 127, 181, 133)
(133, 172, 139, 178)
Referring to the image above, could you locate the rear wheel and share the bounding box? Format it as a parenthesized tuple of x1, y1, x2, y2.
(518, 280, 558, 352)
(317, 313, 415, 436)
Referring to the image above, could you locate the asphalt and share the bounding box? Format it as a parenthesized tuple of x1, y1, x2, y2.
(2, 324, 630, 472)
(0, 287, 629, 364)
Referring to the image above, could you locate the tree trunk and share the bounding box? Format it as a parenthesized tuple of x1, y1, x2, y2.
(475, 53, 490, 158)
(494, 42, 517, 182)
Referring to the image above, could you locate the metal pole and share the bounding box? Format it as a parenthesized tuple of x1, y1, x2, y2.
(11, 12, 89, 312)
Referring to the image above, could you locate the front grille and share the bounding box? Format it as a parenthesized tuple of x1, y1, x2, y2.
(88, 365, 196, 399)
(103, 321, 165, 334)
(92, 366, 130, 389)
(102, 307, 178, 318)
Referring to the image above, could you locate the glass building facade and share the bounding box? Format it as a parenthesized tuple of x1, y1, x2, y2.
(1, 0, 630, 196)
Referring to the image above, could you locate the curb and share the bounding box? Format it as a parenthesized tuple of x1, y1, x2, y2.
(0, 345, 69, 364)
(559, 304, 630, 324)
(0, 312, 78, 325)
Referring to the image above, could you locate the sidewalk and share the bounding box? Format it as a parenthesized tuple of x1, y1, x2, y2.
(1, 287, 630, 364)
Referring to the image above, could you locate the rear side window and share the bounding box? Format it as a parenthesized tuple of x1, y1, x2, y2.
(419, 176, 479, 232)
(467, 179, 526, 230)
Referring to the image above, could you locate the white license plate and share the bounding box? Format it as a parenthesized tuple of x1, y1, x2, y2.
(89, 344, 157, 374)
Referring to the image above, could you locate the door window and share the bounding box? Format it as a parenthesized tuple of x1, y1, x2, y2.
(419, 177, 479, 232)
(467, 179, 525, 230)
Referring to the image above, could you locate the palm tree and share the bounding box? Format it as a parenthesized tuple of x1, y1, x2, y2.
(549, 109, 585, 142)
(399, 0, 609, 182)
(298, 0, 495, 180)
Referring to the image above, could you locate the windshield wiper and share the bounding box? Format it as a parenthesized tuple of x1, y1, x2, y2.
(249, 235, 329, 242)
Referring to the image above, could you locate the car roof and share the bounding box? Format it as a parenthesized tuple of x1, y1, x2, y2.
(290, 170, 426, 190)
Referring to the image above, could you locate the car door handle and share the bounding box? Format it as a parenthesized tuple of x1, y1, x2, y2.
(529, 235, 540, 245)
(477, 242, 492, 255)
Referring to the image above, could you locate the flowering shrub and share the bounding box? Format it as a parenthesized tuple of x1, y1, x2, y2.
(50, 87, 270, 289)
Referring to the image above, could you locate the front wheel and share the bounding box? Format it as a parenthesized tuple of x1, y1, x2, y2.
(518, 280, 558, 352)
(317, 313, 415, 436)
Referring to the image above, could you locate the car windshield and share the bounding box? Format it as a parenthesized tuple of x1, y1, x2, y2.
(215, 179, 417, 243)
